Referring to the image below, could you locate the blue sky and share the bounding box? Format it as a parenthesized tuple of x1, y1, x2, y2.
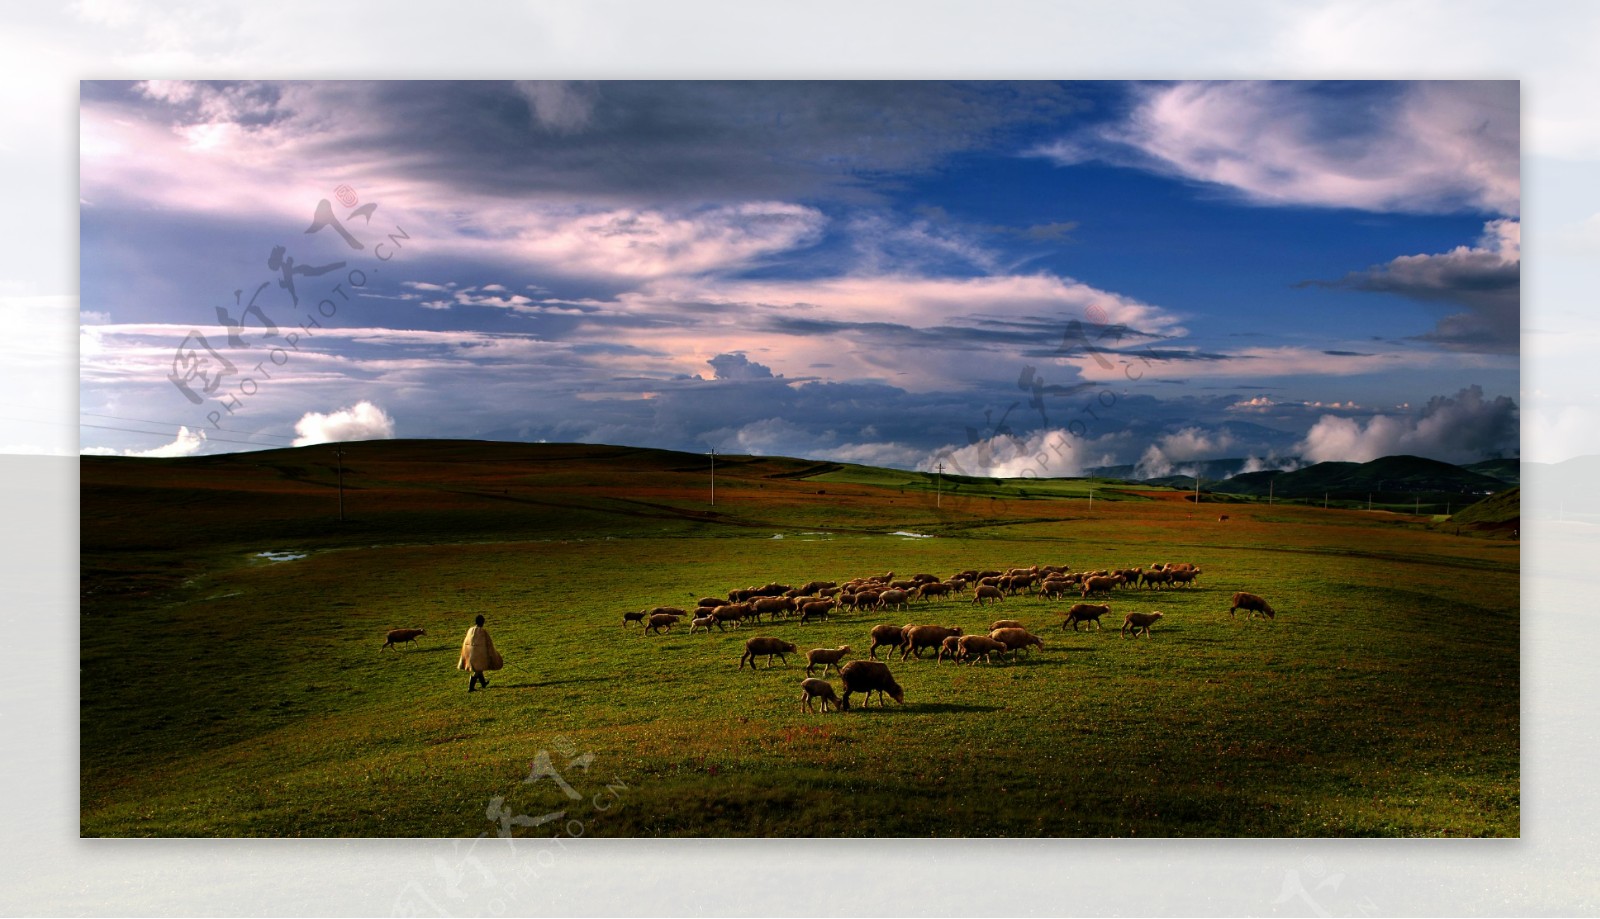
(79, 80, 1519, 475)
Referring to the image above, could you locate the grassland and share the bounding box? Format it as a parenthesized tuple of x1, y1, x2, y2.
(80, 440, 1518, 837)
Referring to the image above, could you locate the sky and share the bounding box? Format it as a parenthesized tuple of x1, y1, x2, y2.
(78, 79, 1521, 476)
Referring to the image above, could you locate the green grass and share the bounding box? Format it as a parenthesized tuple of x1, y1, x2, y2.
(80, 440, 1518, 837)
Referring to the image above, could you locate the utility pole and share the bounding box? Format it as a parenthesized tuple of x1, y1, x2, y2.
(1268, 477, 1274, 506)
(1089, 488, 1094, 513)
(1194, 475, 1200, 505)
(1368, 493, 1372, 512)
(1324, 491, 1328, 510)
(1415, 496, 1420, 516)
(334, 448, 346, 522)
(936, 462, 944, 509)
(709, 448, 716, 507)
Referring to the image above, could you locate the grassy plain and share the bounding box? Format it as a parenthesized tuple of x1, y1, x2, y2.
(80, 440, 1518, 837)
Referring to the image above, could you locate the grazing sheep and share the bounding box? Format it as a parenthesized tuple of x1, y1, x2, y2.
(621, 611, 646, 628)
(937, 635, 965, 664)
(819, 586, 842, 598)
(712, 602, 753, 631)
(806, 645, 853, 676)
(915, 581, 953, 602)
(1121, 611, 1165, 638)
(739, 636, 799, 670)
(1168, 567, 1201, 588)
(1039, 579, 1074, 600)
(901, 625, 965, 661)
(1063, 603, 1111, 631)
(798, 580, 837, 595)
(1081, 575, 1121, 597)
(799, 599, 836, 624)
(971, 585, 1004, 606)
(889, 579, 920, 591)
(877, 589, 911, 612)
(990, 619, 1026, 631)
(958, 634, 1009, 664)
(868, 624, 905, 660)
(382, 628, 426, 651)
(647, 606, 688, 618)
(1140, 569, 1171, 589)
(837, 660, 904, 709)
(753, 596, 797, 619)
(1218, 514, 1230, 522)
(847, 589, 881, 611)
(800, 678, 840, 713)
(645, 613, 681, 634)
(990, 627, 1045, 656)
(689, 614, 717, 633)
(697, 597, 730, 609)
(1229, 592, 1276, 619)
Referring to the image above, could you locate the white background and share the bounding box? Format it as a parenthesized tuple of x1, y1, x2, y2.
(3, 1, 1596, 914)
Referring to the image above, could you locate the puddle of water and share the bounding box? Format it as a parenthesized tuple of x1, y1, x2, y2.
(255, 551, 307, 562)
(770, 534, 785, 540)
(892, 531, 933, 539)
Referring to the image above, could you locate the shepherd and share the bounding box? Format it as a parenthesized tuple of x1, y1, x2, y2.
(458, 614, 504, 692)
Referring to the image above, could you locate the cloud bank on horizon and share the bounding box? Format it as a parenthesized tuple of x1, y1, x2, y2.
(79, 80, 1519, 476)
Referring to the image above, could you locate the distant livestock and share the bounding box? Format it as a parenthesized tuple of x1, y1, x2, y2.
(838, 660, 904, 709)
(1121, 611, 1164, 638)
(806, 645, 852, 676)
(1063, 603, 1111, 631)
(868, 624, 905, 660)
(740, 637, 799, 670)
(382, 628, 425, 651)
(1229, 592, 1276, 619)
(799, 678, 840, 713)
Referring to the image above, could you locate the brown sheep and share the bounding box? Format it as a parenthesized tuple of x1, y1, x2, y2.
(739, 636, 799, 669)
(1121, 611, 1165, 638)
(1218, 514, 1230, 522)
(800, 678, 840, 713)
(958, 634, 1009, 664)
(901, 625, 965, 661)
(937, 635, 964, 664)
(1229, 592, 1276, 619)
(799, 599, 836, 623)
(990, 618, 1026, 631)
(868, 624, 905, 660)
(1140, 569, 1171, 589)
(806, 645, 852, 676)
(689, 614, 718, 633)
(915, 582, 953, 602)
(697, 597, 729, 609)
(837, 660, 904, 709)
(990, 627, 1045, 656)
(622, 611, 646, 628)
(1168, 568, 1201, 588)
(1081, 575, 1121, 597)
(753, 596, 797, 619)
(798, 580, 837, 595)
(1063, 603, 1111, 631)
(1039, 579, 1074, 600)
(645, 613, 681, 634)
(970, 585, 1004, 605)
(382, 628, 426, 651)
(647, 606, 688, 618)
(877, 589, 911, 612)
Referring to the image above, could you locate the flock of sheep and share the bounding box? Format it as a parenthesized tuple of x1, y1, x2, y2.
(623, 563, 1279, 713)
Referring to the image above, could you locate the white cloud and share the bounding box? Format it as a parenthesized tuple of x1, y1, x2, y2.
(82, 426, 208, 458)
(923, 428, 1132, 479)
(513, 81, 598, 134)
(1297, 385, 1517, 464)
(1134, 427, 1238, 478)
(292, 401, 395, 446)
(1048, 81, 1519, 216)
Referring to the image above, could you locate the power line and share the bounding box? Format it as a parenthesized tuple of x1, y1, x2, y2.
(77, 422, 290, 451)
(79, 410, 295, 442)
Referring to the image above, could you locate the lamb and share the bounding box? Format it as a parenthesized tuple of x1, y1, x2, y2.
(622, 611, 646, 628)
(937, 635, 965, 663)
(970, 585, 1004, 605)
(799, 678, 840, 713)
(989, 627, 1045, 656)
(990, 619, 1026, 631)
(645, 612, 681, 634)
(382, 628, 426, 651)
(1121, 611, 1164, 638)
(837, 660, 904, 709)
(868, 624, 905, 660)
(739, 636, 799, 669)
(799, 599, 836, 624)
(901, 625, 965, 660)
(1063, 603, 1111, 631)
(689, 614, 718, 633)
(1229, 592, 1276, 619)
(806, 645, 852, 676)
(958, 634, 1009, 664)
